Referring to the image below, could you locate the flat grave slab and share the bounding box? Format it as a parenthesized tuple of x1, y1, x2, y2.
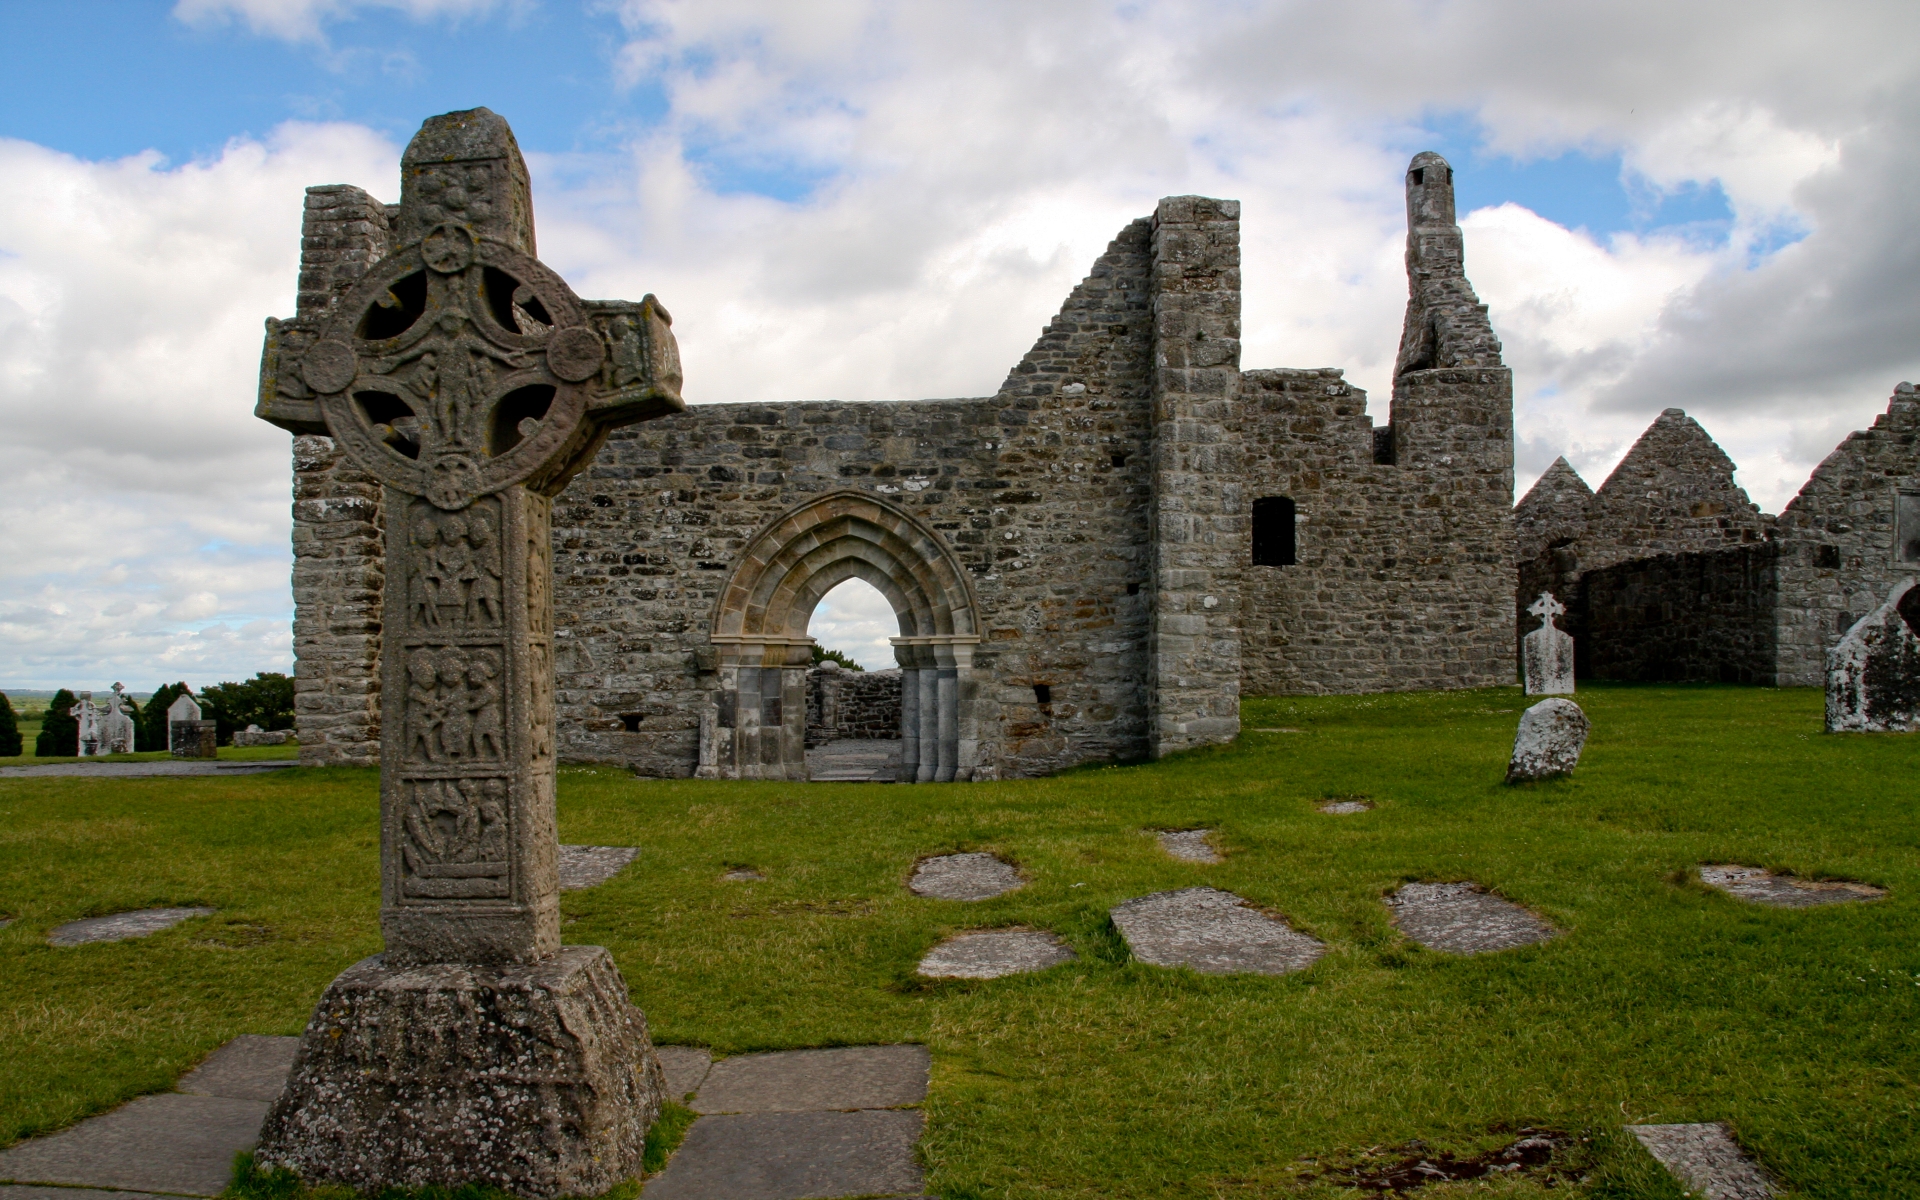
(1387, 882, 1558, 954)
(557, 845, 640, 891)
(1156, 829, 1223, 863)
(657, 1045, 714, 1102)
(918, 928, 1076, 979)
(722, 867, 765, 881)
(0, 1094, 268, 1196)
(1110, 887, 1324, 975)
(47, 907, 217, 946)
(806, 739, 902, 783)
(693, 1046, 929, 1115)
(0, 1187, 172, 1200)
(908, 853, 1022, 901)
(177, 1035, 298, 1102)
(1628, 1122, 1775, 1199)
(641, 1109, 925, 1200)
(1699, 864, 1886, 908)
(1318, 799, 1373, 814)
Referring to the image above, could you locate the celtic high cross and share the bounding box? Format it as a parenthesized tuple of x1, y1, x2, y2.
(251, 108, 684, 1195)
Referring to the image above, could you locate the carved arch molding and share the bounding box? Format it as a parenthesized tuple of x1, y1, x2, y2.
(697, 491, 984, 781)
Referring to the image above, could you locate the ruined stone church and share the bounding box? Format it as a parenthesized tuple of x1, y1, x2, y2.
(1516, 387, 1920, 686)
(267, 123, 1516, 780)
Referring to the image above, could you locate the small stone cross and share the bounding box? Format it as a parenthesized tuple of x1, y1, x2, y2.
(1528, 591, 1565, 628)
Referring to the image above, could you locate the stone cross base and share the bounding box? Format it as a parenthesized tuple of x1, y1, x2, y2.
(255, 946, 664, 1197)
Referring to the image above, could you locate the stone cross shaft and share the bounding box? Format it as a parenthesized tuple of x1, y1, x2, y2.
(265, 108, 685, 966)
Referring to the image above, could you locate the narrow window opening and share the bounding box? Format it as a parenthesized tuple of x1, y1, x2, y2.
(1836, 611, 1853, 634)
(1410, 168, 1424, 185)
(1033, 684, 1052, 707)
(1372, 425, 1395, 466)
(1251, 496, 1297, 566)
(1898, 493, 1920, 563)
(619, 713, 643, 732)
(1814, 544, 1841, 569)
(1111, 452, 1129, 469)
(1126, 582, 1140, 596)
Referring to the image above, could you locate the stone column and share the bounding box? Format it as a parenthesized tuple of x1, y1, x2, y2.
(251, 108, 686, 1198)
(1146, 196, 1244, 759)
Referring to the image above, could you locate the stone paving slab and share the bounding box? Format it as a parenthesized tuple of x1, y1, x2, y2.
(1699, 864, 1886, 908)
(806, 739, 901, 783)
(1156, 829, 1223, 863)
(1111, 887, 1324, 975)
(0, 1094, 268, 1196)
(657, 1046, 715, 1102)
(0, 761, 296, 779)
(1318, 799, 1373, 814)
(693, 1047, 929, 1115)
(908, 853, 1022, 901)
(917, 928, 1076, 979)
(557, 845, 641, 891)
(48, 908, 217, 947)
(1628, 1122, 1775, 1199)
(642, 1110, 925, 1200)
(178, 1035, 298, 1102)
(1387, 882, 1558, 954)
(723, 867, 766, 881)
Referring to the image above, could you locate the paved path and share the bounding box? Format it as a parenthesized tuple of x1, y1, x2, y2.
(647, 1046, 929, 1199)
(805, 739, 900, 782)
(0, 761, 297, 779)
(0, 1037, 928, 1200)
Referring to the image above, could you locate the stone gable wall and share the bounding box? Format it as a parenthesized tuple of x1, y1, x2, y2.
(1773, 385, 1920, 685)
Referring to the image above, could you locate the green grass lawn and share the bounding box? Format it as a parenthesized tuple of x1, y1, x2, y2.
(1, 684, 1915, 1198)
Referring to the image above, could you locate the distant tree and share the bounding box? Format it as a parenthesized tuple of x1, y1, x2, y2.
(199, 672, 295, 745)
(36, 689, 78, 758)
(0, 693, 21, 757)
(811, 646, 865, 671)
(140, 682, 192, 752)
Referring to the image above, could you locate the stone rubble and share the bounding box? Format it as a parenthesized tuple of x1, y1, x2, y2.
(1110, 887, 1324, 975)
(231, 725, 293, 747)
(1386, 882, 1558, 954)
(917, 928, 1077, 979)
(908, 853, 1023, 901)
(1627, 1122, 1776, 1200)
(1507, 698, 1589, 782)
(1699, 864, 1886, 908)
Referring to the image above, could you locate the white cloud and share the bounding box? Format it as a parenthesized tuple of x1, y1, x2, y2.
(807, 578, 897, 671)
(9, 0, 1920, 688)
(0, 122, 398, 689)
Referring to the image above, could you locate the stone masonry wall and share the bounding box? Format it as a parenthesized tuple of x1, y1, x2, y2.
(1581, 544, 1780, 683)
(806, 666, 902, 745)
(1239, 366, 1516, 694)
(1773, 384, 1920, 685)
(286, 186, 393, 766)
(550, 219, 1159, 778)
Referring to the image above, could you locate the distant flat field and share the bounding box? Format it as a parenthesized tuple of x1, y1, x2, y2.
(1, 684, 1914, 1198)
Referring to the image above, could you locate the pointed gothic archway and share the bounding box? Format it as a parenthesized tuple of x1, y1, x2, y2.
(698, 490, 984, 781)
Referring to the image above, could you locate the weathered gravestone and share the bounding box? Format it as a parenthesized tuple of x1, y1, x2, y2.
(1507, 697, 1589, 782)
(1826, 577, 1920, 732)
(168, 692, 217, 758)
(101, 684, 137, 755)
(249, 108, 685, 1197)
(1522, 591, 1574, 695)
(71, 691, 102, 756)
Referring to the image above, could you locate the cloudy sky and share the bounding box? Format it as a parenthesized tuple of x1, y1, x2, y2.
(1, 0, 1915, 681)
